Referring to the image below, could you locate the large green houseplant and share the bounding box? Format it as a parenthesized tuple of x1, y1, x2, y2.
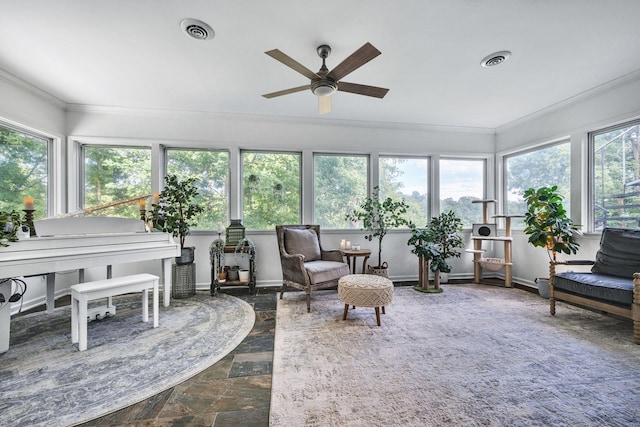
(408, 211, 464, 293)
(523, 186, 580, 261)
(149, 174, 204, 265)
(346, 186, 412, 276)
(523, 186, 581, 298)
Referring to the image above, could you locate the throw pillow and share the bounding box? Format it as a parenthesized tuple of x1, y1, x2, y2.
(284, 228, 321, 261)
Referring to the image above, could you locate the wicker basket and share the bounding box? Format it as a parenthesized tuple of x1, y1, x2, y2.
(479, 257, 505, 272)
(367, 262, 389, 278)
(172, 263, 196, 298)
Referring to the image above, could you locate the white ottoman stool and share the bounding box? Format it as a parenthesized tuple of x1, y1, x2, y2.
(338, 274, 394, 326)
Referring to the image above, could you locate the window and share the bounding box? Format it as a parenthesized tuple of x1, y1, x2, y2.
(0, 122, 50, 219)
(379, 156, 429, 227)
(504, 141, 571, 228)
(242, 151, 301, 229)
(591, 120, 640, 230)
(82, 145, 151, 218)
(315, 154, 368, 229)
(166, 148, 229, 230)
(440, 158, 485, 227)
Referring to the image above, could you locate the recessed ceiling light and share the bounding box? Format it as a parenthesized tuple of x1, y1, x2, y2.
(180, 19, 214, 41)
(481, 51, 511, 67)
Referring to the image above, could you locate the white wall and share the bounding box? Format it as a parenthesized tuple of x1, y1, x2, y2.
(497, 72, 640, 287)
(5, 69, 640, 308)
(0, 73, 68, 312)
(65, 107, 496, 288)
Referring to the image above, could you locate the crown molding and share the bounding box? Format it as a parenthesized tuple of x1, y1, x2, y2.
(496, 68, 640, 134)
(65, 103, 496, 135)
(0, 68, 67, 110)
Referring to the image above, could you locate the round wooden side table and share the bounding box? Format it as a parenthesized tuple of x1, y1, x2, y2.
(340, 249, 371, 274)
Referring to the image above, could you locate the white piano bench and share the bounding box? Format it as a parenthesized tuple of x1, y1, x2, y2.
(71, 273, 159, 352)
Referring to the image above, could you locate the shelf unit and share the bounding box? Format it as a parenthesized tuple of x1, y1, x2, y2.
(467, 200, 522, 287)
(210, 245, 256, 295)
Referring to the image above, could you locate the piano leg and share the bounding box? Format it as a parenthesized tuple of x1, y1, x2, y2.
(162, 257, 171, 307)
(46, 273, 56, 314)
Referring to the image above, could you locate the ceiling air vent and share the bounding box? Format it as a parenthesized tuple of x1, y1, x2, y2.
(180, 19, 214, 41)
(481, 51, 511, 67)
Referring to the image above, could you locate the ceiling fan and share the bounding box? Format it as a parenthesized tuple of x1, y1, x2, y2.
(262, 42, 389, 114)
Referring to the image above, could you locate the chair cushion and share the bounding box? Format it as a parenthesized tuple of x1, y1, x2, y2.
(591, 227, 640, 278)
(554, 271, 634, 305)
(304, 260, 349, 285)
(284, 227, 321, 261)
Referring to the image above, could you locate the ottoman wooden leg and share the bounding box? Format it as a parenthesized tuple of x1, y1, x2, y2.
(375, 307, 381, 326)
(343, 303, 349, 320)
(382, 306, 386, 315)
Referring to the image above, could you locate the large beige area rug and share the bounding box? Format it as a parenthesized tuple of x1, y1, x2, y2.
(271, 284, 640, 426)
(0, 292, 254, 427)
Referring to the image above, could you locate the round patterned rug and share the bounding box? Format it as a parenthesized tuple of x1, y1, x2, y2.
(0, 292, 254, 427)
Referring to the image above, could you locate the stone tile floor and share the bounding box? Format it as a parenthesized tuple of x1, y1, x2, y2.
(79, 286, 277, 427)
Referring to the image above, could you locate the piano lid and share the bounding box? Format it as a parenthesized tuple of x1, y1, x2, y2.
(34, 217, 146, 236)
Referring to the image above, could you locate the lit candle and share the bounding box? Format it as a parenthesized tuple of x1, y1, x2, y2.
(24, 196, 34, 210)
(138, 199, 146, 209)
(340, 239, 346, 250)
(346, 240, 351, 250)
(217, 221, 223, 233)
(153, 193, 160, 204)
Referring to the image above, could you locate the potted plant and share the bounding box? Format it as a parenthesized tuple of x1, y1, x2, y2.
(149, 174, 204, 265)
(408, 211, 464, 293)
(346, 186, 412, 277)
(523, 185, 581, 297)
(0, 210, 23, 247)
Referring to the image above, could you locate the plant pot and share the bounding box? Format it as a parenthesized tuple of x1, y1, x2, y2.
(239, 269, 250, 283)
(227, 266, 239, 281)
(536, 278, 550, 299)
(175, 246, 195, 265)
(367, 262, 389, 278)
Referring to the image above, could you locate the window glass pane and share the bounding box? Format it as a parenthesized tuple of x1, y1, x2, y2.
(592, 121, 640, 230)
(167, 148, 229, 230)
(315, 154, 368, 229)
(242, 151, 301, 229)
(83, 145, 151, 218)
(505, 142, 571, 228)
(440, 159, 484, 227)
(379, 157, 429, 227)
(0, 123, 49, 219)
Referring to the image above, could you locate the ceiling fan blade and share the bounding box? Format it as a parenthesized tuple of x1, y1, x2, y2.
(326, 42, 382, 81)
(318, 95, 331, 114)
(262, 85, 310, 99)
(338, 82, 389, 98)
(265, 49, 319, 80)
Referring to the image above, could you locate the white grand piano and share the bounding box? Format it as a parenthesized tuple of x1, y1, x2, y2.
(0, 217, 180, 353)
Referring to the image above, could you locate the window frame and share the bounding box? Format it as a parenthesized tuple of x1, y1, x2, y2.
(240, 149, 302, 230)
(0, 119, 53, 217)
(502, 139, 571, 229)
(313, 152, 369, 229)
(588, 118, 640, 232)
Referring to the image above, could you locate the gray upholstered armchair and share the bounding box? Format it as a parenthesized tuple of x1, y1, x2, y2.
(276, 224, 350, 312)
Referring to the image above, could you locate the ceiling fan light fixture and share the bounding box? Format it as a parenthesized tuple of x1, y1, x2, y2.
(311, 80, 338, 97)
(481, 51, 511, 67)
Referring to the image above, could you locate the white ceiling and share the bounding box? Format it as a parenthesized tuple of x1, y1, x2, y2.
(2, 0, 640, 130)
